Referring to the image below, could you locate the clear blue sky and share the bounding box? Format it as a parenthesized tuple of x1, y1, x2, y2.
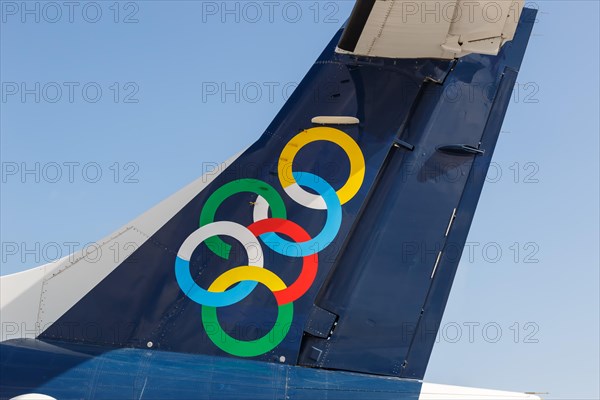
(1, 1, 598, 399)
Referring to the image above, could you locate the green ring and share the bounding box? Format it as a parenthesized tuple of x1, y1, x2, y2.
(199, 179, 287, 259)
(201, 303, 293, 357)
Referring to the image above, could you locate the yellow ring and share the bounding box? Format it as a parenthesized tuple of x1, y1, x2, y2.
(277, 127, 365, 206)
(203, 266, 292, 357)
(208, 266, 287, 295)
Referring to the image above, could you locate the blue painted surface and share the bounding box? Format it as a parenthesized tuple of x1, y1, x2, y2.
(300, 10, 536, 378)
(0, 339, 421, 400)
(0, 8, 535, 399)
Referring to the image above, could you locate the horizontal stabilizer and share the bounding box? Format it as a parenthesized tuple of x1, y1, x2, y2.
(338, 0, 525, 59)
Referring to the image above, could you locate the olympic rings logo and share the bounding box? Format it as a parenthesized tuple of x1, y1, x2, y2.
(175, 127, 365, 357)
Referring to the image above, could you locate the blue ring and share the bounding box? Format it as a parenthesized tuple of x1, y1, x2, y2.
(260, 172, 342, 257)
(175, 256, 257, 307)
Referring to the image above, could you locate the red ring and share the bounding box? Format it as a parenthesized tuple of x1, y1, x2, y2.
(247, 218, 318, 305)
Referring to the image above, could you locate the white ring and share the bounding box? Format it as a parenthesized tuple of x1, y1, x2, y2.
(177, 221, 263, 267)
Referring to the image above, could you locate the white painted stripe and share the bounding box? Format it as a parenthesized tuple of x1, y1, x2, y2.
(311, 116, 360, 125)
(430, 251, 442, 279)
(419, 382, 542, 400)
(445, 208, 457, 237)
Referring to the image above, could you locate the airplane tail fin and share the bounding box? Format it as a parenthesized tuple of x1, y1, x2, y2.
(1, 6, 536, 380)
